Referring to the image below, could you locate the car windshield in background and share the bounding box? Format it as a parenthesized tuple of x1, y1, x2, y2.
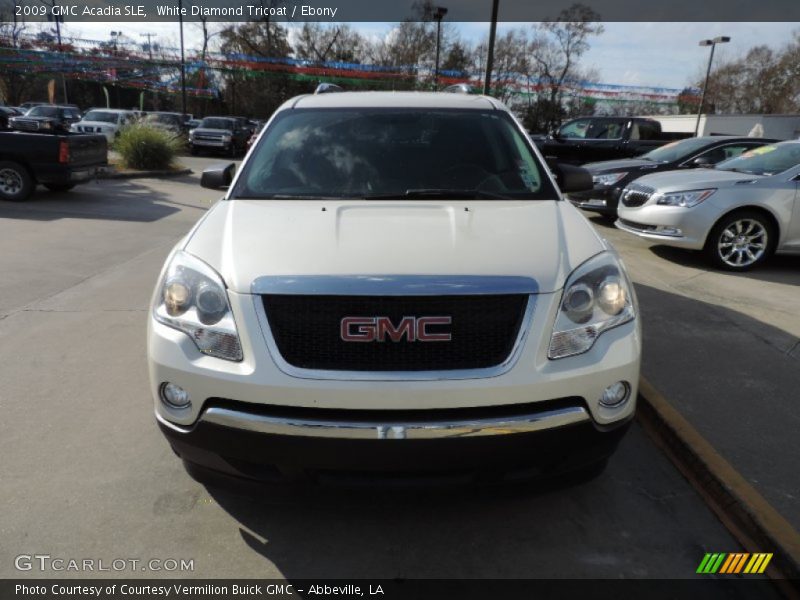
(83, 111, 120, 124)
(715, 143, 800, 175)
(26, 106, 59, 117)
(200, 118, 234, 130)
(232, 109, 556, 200)
(641, 137, 720, 163)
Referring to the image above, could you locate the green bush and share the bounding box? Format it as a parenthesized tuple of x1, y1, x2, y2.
(114, 124, 183, 171)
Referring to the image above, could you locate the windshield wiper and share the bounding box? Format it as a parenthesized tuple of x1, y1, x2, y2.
(362, 188, 513, 200)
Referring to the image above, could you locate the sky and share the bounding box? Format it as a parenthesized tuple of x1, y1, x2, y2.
(55, 21, 799, 91)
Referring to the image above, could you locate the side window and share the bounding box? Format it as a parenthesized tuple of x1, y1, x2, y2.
(637, 122, 659, 141)
(585, 119, 626, 139)
(559, 119, 591, 139)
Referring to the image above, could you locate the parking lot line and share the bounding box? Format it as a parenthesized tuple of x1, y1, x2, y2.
(637, 375, 800, 589)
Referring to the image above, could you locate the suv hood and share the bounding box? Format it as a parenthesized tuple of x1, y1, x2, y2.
(633, 168, 764, 192)
(183, 200, 606, 295)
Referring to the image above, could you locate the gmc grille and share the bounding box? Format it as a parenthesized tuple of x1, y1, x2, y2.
(262, 294, 529, 372)
(621, 184, 655, 207)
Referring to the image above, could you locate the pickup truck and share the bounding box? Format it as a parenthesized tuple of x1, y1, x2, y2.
(148, 90, 641, 486)
(534, 116, 691, 165)
(0, 130, 107, 201)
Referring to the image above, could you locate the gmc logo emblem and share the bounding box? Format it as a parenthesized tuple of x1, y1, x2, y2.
(340, 316, 452, 342)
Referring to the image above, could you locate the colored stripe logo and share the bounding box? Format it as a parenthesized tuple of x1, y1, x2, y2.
(697, 553, 772, 574)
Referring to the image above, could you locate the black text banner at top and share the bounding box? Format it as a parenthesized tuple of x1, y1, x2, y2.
(4, 0, 800, 22)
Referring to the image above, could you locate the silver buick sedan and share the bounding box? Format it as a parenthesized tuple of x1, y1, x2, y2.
(616, 141, 800, 270)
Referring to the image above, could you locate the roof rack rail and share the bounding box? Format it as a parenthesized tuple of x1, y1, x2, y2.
(442, 83, 476, 94)
(314, 83, 343, 94)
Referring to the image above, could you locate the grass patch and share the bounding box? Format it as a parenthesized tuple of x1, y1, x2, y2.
(114, 124, 184, 171)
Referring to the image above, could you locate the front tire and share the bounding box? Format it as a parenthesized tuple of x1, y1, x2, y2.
(0, 161, 34, 202)
(704, 210, 776, 271)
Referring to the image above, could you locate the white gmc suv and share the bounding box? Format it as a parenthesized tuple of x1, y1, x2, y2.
(147, 91, 641, 485)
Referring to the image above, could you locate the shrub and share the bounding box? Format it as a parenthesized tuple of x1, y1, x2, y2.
(114, 124, 183, 171)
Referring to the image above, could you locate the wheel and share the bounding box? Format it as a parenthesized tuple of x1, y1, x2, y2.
(704, 210, 776, 271)
(228, 143, 238, 158)
(190, 146, 199, 156)
(0, 161, 34, 202)
(44, 183, 76, 192)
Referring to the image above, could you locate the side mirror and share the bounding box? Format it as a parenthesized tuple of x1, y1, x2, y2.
(691, 156, 714, 167)
(551, 162, 593, 193)
(200, 163, 236, 190)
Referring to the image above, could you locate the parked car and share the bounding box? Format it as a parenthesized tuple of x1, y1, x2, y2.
(71, 109, 136, 144)
(142, 112, 187, 135)
(9, 105, 83, 133)
(534, 116, 692, 165)
(0, 106, 23, 129)
(616, 141, 800, 270)
(568, 136, 777, 217)
(18, 101, 48, 112)
(148, 91, 640, 486)
(188, 116, 250, 156)
(0, 130, 107, 201)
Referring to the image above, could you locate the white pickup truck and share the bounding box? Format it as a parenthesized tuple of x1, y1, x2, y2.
(147, 90, 641, 486)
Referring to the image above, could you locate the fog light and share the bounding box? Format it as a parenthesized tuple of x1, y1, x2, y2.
(160, 382, 191, 408)
(599, 381, 630, 407)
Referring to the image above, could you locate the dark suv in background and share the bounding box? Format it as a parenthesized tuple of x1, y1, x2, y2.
(9, 105, 82, 133)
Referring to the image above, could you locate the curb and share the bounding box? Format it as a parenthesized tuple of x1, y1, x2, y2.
(99, 168, 192, 180)
(637, 376, 800, 591)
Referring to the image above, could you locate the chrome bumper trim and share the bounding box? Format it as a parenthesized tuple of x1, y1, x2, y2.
(159, 405, 591, 440)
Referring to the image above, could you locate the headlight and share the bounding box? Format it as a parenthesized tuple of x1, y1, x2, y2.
(549, 252, 636, 359)
(40, 122, 53, 129)
(153, 251, 243, 361)
(221, 134, 232, 141)
(655, 189, 715, 208)
(592, 172, 627, 186)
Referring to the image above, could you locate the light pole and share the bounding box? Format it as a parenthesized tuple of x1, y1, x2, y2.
(483, 0, 499, 95)
(178, 0, 187, 117)
(694, 35, 730, 136)
(140, 32, 156, 60)
(433, 6, 448, 89)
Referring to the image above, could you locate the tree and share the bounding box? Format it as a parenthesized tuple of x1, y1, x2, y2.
(218, 21, 302, 116)
(294, 24, 365, 63)
(527, 3, 604, 132)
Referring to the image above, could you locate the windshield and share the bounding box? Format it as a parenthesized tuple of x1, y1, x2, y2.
(27, 106, 59, 117)
(200, 117, 234, 130)
(715, 143, 800, 176)
(83, 111, 120, 124)
(232, 108, 556, 200)
(641, 138, 721, 163)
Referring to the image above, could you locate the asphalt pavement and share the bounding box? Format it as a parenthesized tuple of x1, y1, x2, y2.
(590, 215, 800, 532)
(0, 162, 791, 584)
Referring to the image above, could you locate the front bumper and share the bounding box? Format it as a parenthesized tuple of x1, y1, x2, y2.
(567, 186, 621, 215)
(149, 288, 641, 481)
(159, 400, 632, 484)
(191, 140, 230, 148)
(616, 202, 718, 250)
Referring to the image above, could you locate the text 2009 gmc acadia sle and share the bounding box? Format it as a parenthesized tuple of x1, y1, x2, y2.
(147, 91, 641, 485)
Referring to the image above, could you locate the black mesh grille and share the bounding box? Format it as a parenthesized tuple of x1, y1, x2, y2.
(262, 294, 528, 372)
(621, 184, 654, 207)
